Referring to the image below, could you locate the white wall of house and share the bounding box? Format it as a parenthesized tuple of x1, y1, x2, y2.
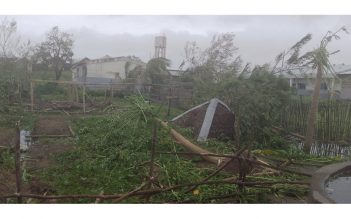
(281, 64, 351, 99)
(339, 75, 351, 99)
(289, 78, 341, 92)
(72, 65, 86, 82)
(72, 57, 145, 83)
(87, 60, 130, 80)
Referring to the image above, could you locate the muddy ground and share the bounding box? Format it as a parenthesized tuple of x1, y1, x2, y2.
(32, 115, 71, 136)
(0, 115, 74, 202)
(0, 127, 16, 147)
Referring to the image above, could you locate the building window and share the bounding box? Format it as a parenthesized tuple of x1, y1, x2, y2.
(321, 83, 328, 90)
(297, 83, 306, 90)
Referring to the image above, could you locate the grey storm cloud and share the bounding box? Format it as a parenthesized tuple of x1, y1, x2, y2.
(2, 15, 351, 68)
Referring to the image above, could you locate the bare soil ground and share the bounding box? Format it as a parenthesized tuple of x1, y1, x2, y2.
(32, 115, 71, 136)
(0, 127, 15, 147)
(0, 115, 74, 203)
(25, 115, 74, 198)
(0, 170, 15, 195)
(26, 142, 73, 171)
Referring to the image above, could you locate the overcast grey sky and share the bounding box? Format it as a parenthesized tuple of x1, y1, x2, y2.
(3, 15, 351, 68)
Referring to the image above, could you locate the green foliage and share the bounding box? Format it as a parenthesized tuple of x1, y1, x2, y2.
(255, 134, 290, 150)
(198, 66, 291, 144)
(181, 33, 292, 145)
(39, 95, 199, 199)
(0, 149, 14, 170)
(0, 60, 30, 104)
(38, 95, 257, 203)
(31, 70, 73, 81)
(20, 113, 37, 130)
(201, 139, 235, 154)
(274, 146, 308, 160)
(145, 58, 170, 84)
(184, 32, 242, 82)
(0, 18, 34, 104)
(35, 26, 74, 80)
(35, 83, 65, 95)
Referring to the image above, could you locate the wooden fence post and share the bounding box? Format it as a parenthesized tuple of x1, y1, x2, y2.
(75, 84, 79, 103)
(30, 81, 34, 112)
(83, 84, 86, 115)
(145, 121, 157, 202)
(15, 122, 22, 203)
(149, 121, 157, 180)
(110, 83, 114, 102)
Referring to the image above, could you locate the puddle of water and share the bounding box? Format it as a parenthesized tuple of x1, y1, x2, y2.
(20, 130, 31, 151)
(325, 171, 351, 203)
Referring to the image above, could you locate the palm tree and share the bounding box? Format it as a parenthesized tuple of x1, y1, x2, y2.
(273, 27, 348, 153)
(302, 28, 347, 153)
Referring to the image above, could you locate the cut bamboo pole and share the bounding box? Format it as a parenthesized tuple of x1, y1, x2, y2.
(157, 119, 221, 164)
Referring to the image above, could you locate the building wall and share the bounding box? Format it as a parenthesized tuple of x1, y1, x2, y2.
(72, 65, 86, 82)
(73, 59, 144, 83)
(289, 77, 342, 98)
(340, 75, 351, 99)
(87, 60, 140, 80)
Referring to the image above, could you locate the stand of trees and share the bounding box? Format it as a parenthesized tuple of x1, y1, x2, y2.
(0, 18, 74, 107)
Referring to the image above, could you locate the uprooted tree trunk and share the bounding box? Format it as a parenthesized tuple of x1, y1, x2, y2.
(304, 63, 323, 153)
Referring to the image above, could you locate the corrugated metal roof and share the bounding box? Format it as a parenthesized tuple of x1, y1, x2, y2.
(278, 64, 351, 79)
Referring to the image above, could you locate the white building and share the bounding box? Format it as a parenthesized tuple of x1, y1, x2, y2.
(72, 55, 146, 84)
(279, 64, 351, 99)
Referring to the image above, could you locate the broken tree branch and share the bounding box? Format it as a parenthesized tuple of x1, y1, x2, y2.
(0, 179, 308, 202)
(185, 145, 250, 193)
(156, 151, 312, 177)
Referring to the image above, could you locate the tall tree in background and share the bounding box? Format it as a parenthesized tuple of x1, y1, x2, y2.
(36, 26, 74, 80)
(0, 17, 19, 59)
(183, 32, 242, 83)
(181, 32, 291, 146)
(275, 27, 348, 153)
(0, 17, 34, 105)
(145, 58, 170, 84)
(302, 28, 348, 153)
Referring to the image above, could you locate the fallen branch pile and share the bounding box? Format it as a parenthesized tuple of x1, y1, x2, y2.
(0, 178, 309, 202)
(1, 118, 311, 204)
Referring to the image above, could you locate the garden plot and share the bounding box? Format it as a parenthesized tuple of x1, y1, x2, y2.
(0, 127, 15, 147)
(32, 116, 71, 136)
(26, 115, 74, 170)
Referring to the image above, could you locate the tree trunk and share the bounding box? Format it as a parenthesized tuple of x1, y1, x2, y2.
(304, 63, 323, 153)
(55, 66, 62, 80)
(55, 70, 61, 80)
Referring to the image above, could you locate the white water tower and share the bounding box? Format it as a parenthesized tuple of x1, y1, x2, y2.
(154, 36, 166, 58)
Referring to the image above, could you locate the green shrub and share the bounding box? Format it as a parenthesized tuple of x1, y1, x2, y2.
(35, 83, 66, 96)
(0, 149, 14, 170)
